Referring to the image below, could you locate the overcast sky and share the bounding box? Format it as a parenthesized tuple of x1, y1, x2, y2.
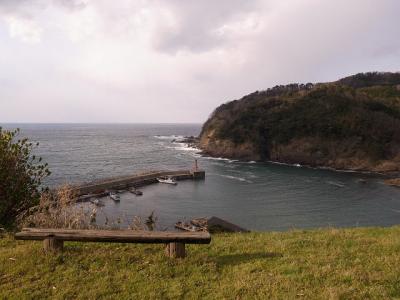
(1, 0, 399, 123)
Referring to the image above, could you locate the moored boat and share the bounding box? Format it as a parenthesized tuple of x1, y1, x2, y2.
(157, 176, 177, 185)
(109, 192, 120, 201)
(175, 221, 203, 232)
(190, 218, 208, 229)
(129, 188, 143, 196)
(90, 198, 104, 206)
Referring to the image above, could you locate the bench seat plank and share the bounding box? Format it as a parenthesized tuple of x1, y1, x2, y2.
(15, 228, 211, 244)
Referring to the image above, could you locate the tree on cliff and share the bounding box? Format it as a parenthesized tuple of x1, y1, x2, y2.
(198, 72, 400, 171)
(0, 128, 50, 228)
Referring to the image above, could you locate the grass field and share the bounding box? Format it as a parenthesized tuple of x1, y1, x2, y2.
(1, 226, 400, 299)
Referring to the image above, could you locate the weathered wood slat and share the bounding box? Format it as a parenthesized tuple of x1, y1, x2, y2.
(43, 238, 64, 252)
(165, 242, 186, 258)
(21, 227, 210, 239)
(15, 228, 211, 244)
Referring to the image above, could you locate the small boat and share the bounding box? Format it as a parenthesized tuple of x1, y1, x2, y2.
(175, 221, 203, 232)
(129, 188, 143, 196)
(90, 198, 104, 207)
(190, 218, 208, 229)
(109, 192, 120, 202)
(157, 176, 177, 185)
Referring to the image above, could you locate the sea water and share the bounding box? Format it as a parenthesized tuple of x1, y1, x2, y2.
(2, 123, 400, 231)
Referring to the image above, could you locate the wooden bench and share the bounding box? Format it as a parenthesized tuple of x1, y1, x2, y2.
(15, 228, 211, 258)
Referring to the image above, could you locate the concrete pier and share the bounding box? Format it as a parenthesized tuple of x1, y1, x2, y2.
(191, 170, 205, 180)
(73, 169, 205, 197)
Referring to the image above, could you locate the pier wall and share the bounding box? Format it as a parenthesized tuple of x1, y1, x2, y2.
(73, 169, 205, 196)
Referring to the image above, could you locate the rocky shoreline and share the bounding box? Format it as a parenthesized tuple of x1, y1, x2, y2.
(194, 73, 400, 179)
(178, 136, 400, 178)
(384, 178, 400, 187)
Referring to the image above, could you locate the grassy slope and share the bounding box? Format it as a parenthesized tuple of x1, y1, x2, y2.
(1, 226, 400, 299)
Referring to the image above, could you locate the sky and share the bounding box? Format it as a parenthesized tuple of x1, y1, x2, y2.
(0, 0, 399, 123)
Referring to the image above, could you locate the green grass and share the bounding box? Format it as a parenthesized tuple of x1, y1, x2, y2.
(1, 226, 400, 299)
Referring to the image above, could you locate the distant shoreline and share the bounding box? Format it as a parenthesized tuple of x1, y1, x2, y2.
(178, 136, 399, 178)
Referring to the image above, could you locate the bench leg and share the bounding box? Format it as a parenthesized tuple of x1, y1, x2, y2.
(43, 238, 63, 253)
(165, 242, 185, 258)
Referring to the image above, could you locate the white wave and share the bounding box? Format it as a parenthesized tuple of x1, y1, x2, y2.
(267, 160, 302, 168)
(153, 135, 184, 140)
(155, 134, 201, 153)
(267, 160, 289, 166)
(267, 159, 379, 175)
(171, 145, 200, 152)
(326, 181, 345, 188)
(245, 172, 258, 178)
(166, 141, 201, 152)
(204, 156, 232, 162)
(214, 174, 253, 183)
(248, 161, 257, 164)
(204, 157, 242, 164)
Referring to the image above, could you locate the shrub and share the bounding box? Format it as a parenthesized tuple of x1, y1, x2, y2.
(0, 128, 50, 228)
(20, 185, 98, 229)
(20, 185, 159, 231)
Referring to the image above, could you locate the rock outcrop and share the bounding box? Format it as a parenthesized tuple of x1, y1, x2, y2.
(199, 72, 400, 173)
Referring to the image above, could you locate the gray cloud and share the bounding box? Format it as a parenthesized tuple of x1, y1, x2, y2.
(0, 0, 40, 17)
(152, 0, 263, 53)
(0, 0, 85, 16)
(53, 0, 87, 11)
(0, 0, 399, 123)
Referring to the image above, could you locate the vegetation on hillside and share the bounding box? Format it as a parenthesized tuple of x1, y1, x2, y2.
(199, 72, 400, 172)
(0, 128, 50, 228)
(1, 226, 400, 299)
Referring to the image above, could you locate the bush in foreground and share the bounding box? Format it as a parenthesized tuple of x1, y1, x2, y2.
(21, 185, 98, 229)
(0, 128, 50, 228)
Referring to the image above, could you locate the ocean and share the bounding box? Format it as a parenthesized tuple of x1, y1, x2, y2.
(2, 123, 400, 231)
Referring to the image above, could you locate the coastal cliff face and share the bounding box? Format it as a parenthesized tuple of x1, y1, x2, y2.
(199, 72, 400, 173)
(199, 128, 260, 161)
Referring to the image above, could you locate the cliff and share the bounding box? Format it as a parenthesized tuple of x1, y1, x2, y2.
(199, 72, 400, 173)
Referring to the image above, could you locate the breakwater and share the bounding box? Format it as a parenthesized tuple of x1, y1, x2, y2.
(73, 169, 205, 196)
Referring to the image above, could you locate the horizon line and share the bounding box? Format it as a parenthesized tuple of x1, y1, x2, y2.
(0, 122, 203, 125)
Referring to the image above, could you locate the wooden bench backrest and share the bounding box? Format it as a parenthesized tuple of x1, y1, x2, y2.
(15, 228, 211, 244)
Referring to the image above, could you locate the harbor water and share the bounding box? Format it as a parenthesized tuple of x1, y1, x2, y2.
(3, 123, 400, 231)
